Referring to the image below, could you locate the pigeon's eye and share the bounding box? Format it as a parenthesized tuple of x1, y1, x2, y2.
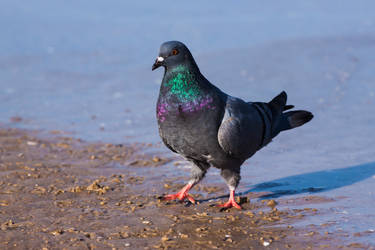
(171, 49, 179, 56)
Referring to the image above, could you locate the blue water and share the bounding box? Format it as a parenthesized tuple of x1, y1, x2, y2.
(1, 0, 375, 244)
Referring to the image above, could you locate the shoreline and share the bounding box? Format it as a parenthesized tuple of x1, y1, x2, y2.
(0, 127, 371, 249)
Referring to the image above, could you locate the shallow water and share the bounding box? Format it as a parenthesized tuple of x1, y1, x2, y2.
(1, 0, 375, 244)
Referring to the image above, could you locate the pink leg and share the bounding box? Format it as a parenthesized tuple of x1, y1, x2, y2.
(163, 183, 195, 203)
(217, 190, 242, 209)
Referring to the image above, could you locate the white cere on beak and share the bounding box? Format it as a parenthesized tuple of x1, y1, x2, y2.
(157, 56, 164, 62)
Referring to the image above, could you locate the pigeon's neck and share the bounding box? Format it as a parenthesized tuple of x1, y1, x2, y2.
(162, 64, 205, 103)
(157, 63, 218, 122)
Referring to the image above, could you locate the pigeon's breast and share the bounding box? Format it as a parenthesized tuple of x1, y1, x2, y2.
(156, 66, 226, 159)
(157, 93, 224, 159)
(156, 94, 216, 122)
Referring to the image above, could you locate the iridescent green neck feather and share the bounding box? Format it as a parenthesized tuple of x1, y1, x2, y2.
(157, 65, 215, 122)
(164, 65, 201, 102)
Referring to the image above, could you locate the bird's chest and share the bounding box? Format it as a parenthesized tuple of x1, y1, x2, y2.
(156, 95, 221, 157)
(156, 69, 223, 157)
(157, 94, 215, 123)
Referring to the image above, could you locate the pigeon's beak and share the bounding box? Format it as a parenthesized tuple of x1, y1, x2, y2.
(152, 56, 164, 71)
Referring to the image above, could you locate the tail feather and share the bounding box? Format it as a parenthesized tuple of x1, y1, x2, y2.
(254, 91, 313, 141)
(267, 91, 313, 138)
(282, 110, 313, 130)
(283, 105, 294, 111)
(268, 91, 287, 117)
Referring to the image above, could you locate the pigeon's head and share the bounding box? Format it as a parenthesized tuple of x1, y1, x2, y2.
(152, 41, 196, 71)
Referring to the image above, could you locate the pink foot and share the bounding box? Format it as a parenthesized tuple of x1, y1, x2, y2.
(163, 183, 195, 204)
(217, 190, 242, 209)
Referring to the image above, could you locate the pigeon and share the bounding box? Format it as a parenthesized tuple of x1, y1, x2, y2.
(152, 41, 313, 209)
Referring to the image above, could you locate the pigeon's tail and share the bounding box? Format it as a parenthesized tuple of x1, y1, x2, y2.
(268, 91, 288, 116)
(268, 91, 313, 137)
(252, 91, 313, 146)
(279, 110, 313, 131)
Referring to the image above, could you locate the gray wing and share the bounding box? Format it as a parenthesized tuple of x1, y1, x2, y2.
(217, 97, 271, 160)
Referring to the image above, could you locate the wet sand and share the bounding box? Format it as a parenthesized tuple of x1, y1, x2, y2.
(0, 127, 372, 249)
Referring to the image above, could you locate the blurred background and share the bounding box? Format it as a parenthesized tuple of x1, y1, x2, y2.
(1, 0, 374, 143)
(1, 0, 375, 243)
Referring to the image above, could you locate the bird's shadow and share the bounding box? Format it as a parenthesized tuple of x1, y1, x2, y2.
(199, 161, 375, 202)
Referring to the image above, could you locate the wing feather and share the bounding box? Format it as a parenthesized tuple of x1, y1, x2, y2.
(217, 97, 264, 159)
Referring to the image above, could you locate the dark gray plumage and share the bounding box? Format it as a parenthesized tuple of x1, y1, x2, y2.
(152, 41, 313, 208)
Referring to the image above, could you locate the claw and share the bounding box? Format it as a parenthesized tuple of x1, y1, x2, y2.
(217, 199, 242, 209)
(217, 190, 242, 209)
(163, 183, 195, 204)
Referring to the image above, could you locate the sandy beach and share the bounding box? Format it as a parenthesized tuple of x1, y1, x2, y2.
(1, 127, 372, 249)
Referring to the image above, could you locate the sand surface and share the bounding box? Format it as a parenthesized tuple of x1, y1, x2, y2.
(1, 127, 373, 249)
